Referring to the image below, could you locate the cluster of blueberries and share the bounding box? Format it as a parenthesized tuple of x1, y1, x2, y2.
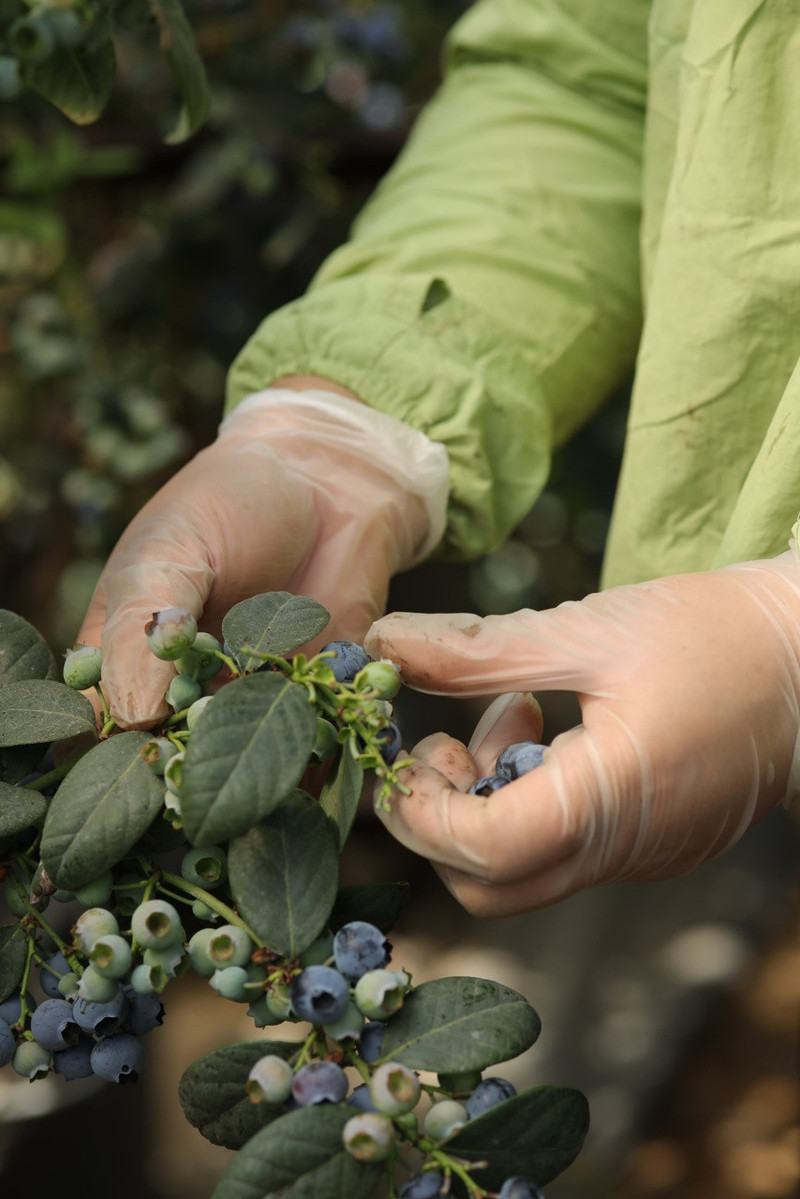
(245, 918, 546, 1199)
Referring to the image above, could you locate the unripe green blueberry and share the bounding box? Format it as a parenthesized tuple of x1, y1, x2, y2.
(246, 1053, 293, 1104)
(353, 659, 402, 701)
(165, 673, 202, 712)
(394, 1111, 418, 1138)
(187, 927, 217, 978)
(73, 907, 119, 954)
(205, 924, 254, 969)
(145, 608, 198, 661)
(140, 737, 178, 776)
(73, 870, 114, 907)
(142, 943, 185, 978)
(324, 1000, 364, 1042)
(62, 644, 103, 690)
(3, 874, 30, 918)
(76, 965, 118, 1003)
(191, 898, 221, 923)
(265, 981, 294, 1021)
(353, 969, 410, 1020)
(88, 933, 132, 980)
(210, 965, 251, 1001)
(174, 632, 224, 681)
(8, 14, 55, 63)
(46, 8, 85, 48)
(423, 1099, 468, 1141)
(181, 845, 226, 890)
(186, 694, 214, 729)
(131, 962, 167, 994)
(57, 972, 80, 999)
(247, 994, 283, 1027)
(12, 1039, 51, 1080)
(370, 1061, 421, 1117)
(130, 899, 183, 950)
(342, 1111, 394, 1162)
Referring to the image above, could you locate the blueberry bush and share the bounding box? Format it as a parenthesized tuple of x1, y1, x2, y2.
(0, 590, 589, 1198)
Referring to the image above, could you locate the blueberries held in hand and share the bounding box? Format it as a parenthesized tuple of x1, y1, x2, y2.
(319, 640, 372, 683)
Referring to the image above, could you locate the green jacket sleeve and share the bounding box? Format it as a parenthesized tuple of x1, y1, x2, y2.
(226, 0, 650, 561)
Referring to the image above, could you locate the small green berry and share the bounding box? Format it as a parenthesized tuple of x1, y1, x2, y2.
(166, 673, 202, 712)
(63, 645, 103, 690)
(145, 608, 198, 661)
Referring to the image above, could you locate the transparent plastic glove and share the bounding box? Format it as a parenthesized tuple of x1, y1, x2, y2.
(364, 555, 800, 916)
(77, 389, 448, 729)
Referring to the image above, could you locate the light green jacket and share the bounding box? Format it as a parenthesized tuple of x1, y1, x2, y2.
(227, 0, 800, 588)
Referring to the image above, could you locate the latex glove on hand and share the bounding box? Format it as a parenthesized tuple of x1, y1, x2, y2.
(77, 387, 447, 729)
(364, 556, 800, 916)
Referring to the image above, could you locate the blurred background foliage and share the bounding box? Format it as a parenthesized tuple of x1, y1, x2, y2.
(0, 0, 628, 671)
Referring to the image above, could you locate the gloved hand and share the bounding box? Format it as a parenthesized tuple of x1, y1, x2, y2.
(77, 387, 448, 729)
(364, 555, 800, 916)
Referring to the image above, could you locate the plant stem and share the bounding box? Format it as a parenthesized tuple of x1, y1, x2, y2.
(158, 871, 261, 945)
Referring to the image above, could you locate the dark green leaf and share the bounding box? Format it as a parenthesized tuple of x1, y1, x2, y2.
(212, 1104, 381, 1199)
(181, 674, 317, 846)
(0, 779, 46, 837)
(0, 609, 58, 685)
(379, 977, 541, 1073)
(447, 1086, 591, 1191)
(222, 592, 330, 674)
(1, 743, 49, 785)
(148, 0, 209, 144)
(179, 1039, 298, 1149)
(40, 731, 165, 890)
(26, 38, 116, 125)
(319, 746, 363, 850)
(228, 791, 339, 958)
(0, 679, 97, 747)
(330, 882, 411, 935)
(0, 923, 27, 1004)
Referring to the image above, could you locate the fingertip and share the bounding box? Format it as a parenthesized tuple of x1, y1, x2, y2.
(410, 732, 477, 791)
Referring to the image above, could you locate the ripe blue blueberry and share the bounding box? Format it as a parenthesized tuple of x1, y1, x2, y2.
(347, 1083, 378, 1112)
(72, 983, 128, 1037)
(0, 1018, 15, 1068)
(120, 987, 165, 1036)
(468, 774, 509, 796)
(358, 1019, 386, 1064)
(498, 1179, 545, 1199)
(90, 1031, 145, 1083)
(0, 992, 35, 1026)
(333, 920, 392, 980)
(52, 1036, 94, 1080)
(495, 741, 546, 780)
(291, 1059, 348, 1106)
(39, 950, 71, 999)
(398, 1172, 447, 1199)
(342, 1111, 394, 1161)
(289, 965, 350, 1024)
(319, 640, 372, 683)
(29, 998, 80, 1051)
(465, 1075, 517, 1119)
(375, 721, 403, 765)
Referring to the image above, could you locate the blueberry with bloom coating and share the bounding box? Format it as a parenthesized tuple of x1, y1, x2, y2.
(370, 1061, 420, 1116)
(353, 659, 402, 700)
(498, 1180, 545, 1199)
(89, 933, 133, 980)
(469, 774, 509, 796)
(62, 645, 103, 690)
(291, 1059, 348, 1106)
(246, 1053, 293, 1105)
(73, 984, 128, 1036)
(333, 920, 392, 981)
(290, 965, 350, 1024)
(29, 998, 80, 1051)
(353, 969, 409, 1019)
(423, 1099, 468, 1141)
(145, 608, 198, 661)
(53, 1036, 94, 1080)
(398, 1172, 447, 1199)
(140, 737, 178, 776)
(0, 1019, 15, 1068)
(495, 741, 546, 780)
(174, 632, 224, 681)
(465, 1075, 517, 1119)
(319, 640, 371, 682)
(90, 1032, 145, 1083)
(72, 907, 119, 954)
(358, 1019, 386, 1064)
(39, 950, 71, 999)
(181, 845, 227, 890)
(165, 673, 202, 712)
(347, 1083, 378, 1112)
(342, 1111, 394, 1161)
(375, 722, 403, 765)
(120, 987, 165, 1035)
(186, 695, 214, 729)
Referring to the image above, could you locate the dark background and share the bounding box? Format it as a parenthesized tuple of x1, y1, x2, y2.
(0, 3, 797, 1197)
